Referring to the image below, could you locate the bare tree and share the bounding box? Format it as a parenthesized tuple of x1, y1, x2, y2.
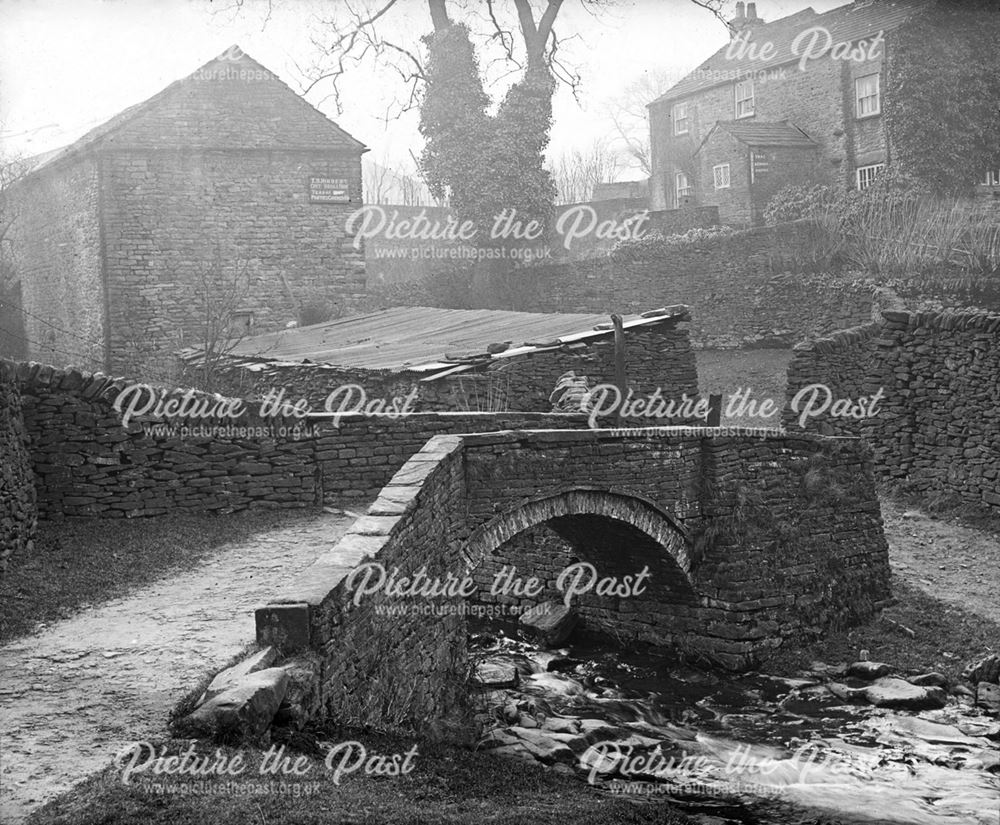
(606, 68, 676, 177)
(178, 250, 255, 393)
(551, 139, 624, 204)
(363, 150, 435, 205)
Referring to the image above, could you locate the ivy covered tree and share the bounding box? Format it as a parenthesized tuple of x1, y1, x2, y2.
(304, 0, 728, 245)
(885, 0, 1000, 195)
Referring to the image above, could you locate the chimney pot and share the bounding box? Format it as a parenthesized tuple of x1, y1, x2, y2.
(747, 2, 758, 19)
(735, 1, 746, 17)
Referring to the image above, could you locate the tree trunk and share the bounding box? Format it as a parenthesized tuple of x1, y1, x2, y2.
(427, 0, 450, 30)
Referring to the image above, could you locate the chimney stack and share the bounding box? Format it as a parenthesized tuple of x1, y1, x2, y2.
(730, 0, 764, 38)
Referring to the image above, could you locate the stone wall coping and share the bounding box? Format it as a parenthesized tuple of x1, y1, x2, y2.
(264, 442, 463, 618)
(455, 427, 862, 448)
(881, 308, 1000, 332)
(791, 322, 882, 353)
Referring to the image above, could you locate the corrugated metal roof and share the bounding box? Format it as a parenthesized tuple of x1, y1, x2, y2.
(697, 120, 817, 151)
(187, 305, 690, 375)
(651, 0, 931, 105)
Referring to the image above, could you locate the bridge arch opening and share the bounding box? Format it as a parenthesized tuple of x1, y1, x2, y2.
(463, 490, 697, 649)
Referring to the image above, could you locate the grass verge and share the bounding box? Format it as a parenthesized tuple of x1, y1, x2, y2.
(26, 728, 697, 825)
(765, 573, 999, 682)
(0, 509, 325, 644)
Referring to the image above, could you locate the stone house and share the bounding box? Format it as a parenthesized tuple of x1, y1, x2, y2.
(6, 46, 367, 376)
(648, 0, 933, 224)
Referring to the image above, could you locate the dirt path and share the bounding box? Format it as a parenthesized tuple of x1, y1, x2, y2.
(882, 499, 1000, 625)
(0, 509, 358, 823)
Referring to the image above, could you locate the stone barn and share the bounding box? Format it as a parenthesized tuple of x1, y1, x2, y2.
(6, 46, 367, 378)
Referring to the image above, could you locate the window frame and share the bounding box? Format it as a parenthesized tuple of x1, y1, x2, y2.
(735, 78, 755, 119)
(855, 73, 881, 118)
(675, 171, 691, 204)
(713, 163, 731, 190)
(672, 102, 690, 136)
(856, 163, 884, 191)
(984, 169, 1000, 186)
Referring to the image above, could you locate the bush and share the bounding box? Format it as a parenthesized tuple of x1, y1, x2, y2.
(763, 184, 839, 225)
(610, 224, 739, 261)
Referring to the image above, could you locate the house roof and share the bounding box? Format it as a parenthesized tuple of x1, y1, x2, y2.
(181, 305, 691, 378)
(651, 0, 932, 106)
(695, 120, 818, 153)
(25, 45, 367, 175)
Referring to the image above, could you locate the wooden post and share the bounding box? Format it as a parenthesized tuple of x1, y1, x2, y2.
(611, 314, 627, 426)
(708, 393, 722, 427)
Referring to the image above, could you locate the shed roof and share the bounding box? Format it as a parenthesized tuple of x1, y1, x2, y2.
(182, 305, 691, 378)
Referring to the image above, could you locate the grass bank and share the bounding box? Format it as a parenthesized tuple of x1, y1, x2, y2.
(0, 509, 325, 643)
(27, 729, 696, 825)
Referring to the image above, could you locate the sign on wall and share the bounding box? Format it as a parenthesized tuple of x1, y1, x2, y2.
(309, 177, 350, 203)
(750, 151, 771, 185)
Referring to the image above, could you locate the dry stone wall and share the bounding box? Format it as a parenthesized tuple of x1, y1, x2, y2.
(7, 359, 593, 518)
(0, 361, 37, 579)
(784, 309, 1000, 508)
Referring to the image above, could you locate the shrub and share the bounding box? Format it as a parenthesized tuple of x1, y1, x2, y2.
(610, 224, 739, 261)
(763, 184, 839, 225)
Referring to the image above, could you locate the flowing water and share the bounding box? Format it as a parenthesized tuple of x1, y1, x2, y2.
(470, 632, 1000, 825)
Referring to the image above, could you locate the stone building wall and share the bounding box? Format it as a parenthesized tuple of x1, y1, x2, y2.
(0, 360, 37, 579)
(6, 50, 366, 378)
(101, 148, 365, 378)
(648, 48, 847, 212)
(7, 159, 106, 368)
(784, 309, 1000, 508)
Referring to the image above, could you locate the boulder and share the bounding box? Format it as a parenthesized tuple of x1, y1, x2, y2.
(847, 661, 893, 680)
(507, 725, 583, 761)
(472, 660, 519, 689)
(519, 601, 579, 647)
(200, 647, 278, 704)
(478, 728, 522, 749)
(272, 655, 321, 729)
(577, 718, 622, 743)
(542, 716, 581, 735)
(976, 682, 1000, 714)
(862, 678, 947, 710)
(182, 667, 289, 742)
(908, 672, 948, 688)
(489, 743, 537, 764)
(963, 653, 1000, 685)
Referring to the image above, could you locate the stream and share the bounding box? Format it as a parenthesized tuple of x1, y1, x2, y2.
(470, 631, 1000, 825)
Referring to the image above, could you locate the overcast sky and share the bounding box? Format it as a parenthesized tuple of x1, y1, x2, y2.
(0, 0, 849, 178)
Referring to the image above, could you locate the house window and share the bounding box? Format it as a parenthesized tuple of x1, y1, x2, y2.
(856, 163, 884, 191)
(735, 79, 754, 118)
(984, 169, 1000, 186)
(672, 102, 690, 135)
(675, 171, 691, 204)
(856, 74, 880, 118)
(713, 163, 731, 189)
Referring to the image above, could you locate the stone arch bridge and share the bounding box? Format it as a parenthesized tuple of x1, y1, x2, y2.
(255, 427, 889, 732)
